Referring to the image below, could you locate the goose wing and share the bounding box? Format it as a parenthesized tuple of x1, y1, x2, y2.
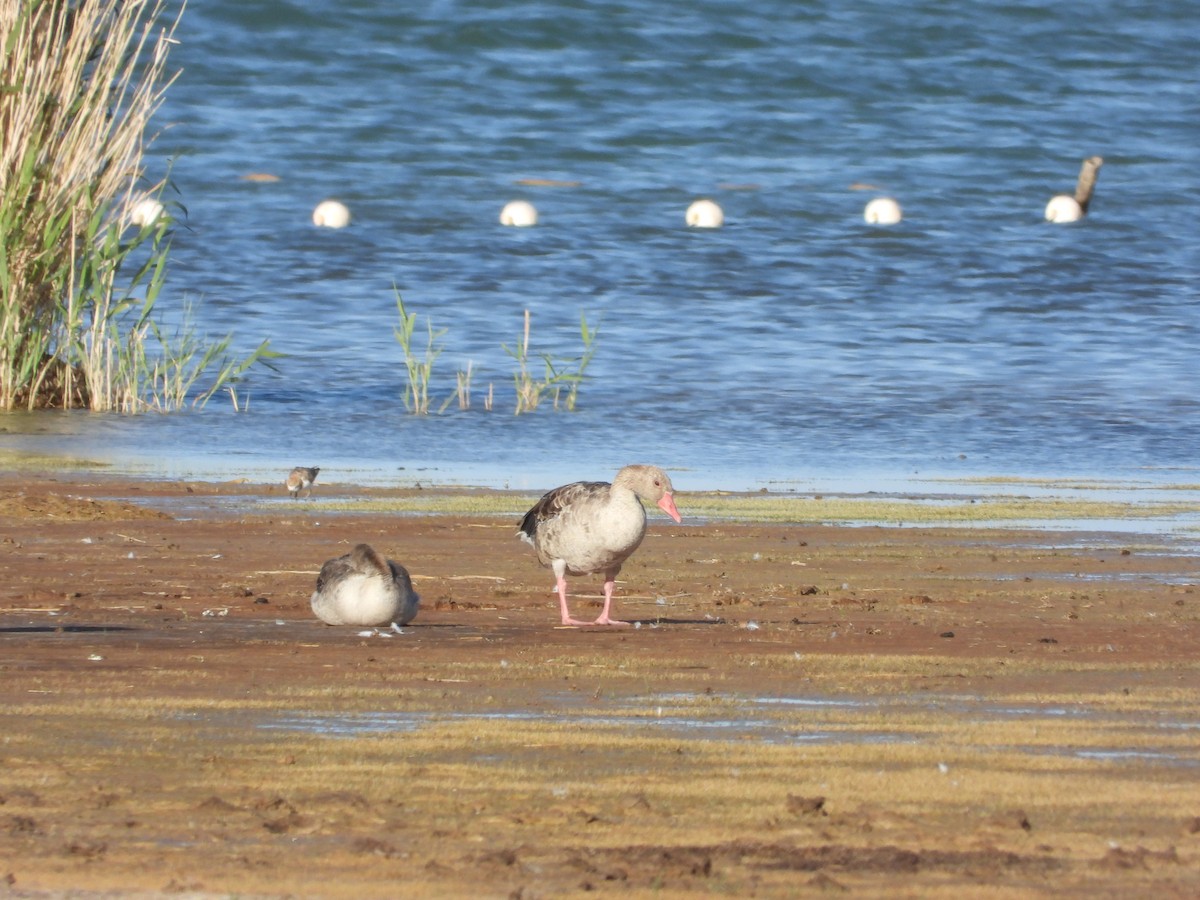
(314, 552, 356, 594)
(518, 480, 610, 543)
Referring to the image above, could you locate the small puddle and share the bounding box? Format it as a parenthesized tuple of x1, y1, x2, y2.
(1073, 749, 1197, 764)
(256, 694, 897, 746)
(250, 692, 1200, 767)
(986, 704, 1089, 718)
(1021, 746, 1200, 767)
(257, 708, 896, 746)
(988, 572, 1198, 585)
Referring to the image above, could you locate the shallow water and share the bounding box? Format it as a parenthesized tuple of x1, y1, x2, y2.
(254, 692, 1200, 768)
(3, 0, 1199, 495)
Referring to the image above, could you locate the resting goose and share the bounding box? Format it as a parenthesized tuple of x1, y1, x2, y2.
(518, 465, 682, 626)
(310, 543, 420, 627)
(1045, 156, 1103, 223)
(286, 466, 320, 500)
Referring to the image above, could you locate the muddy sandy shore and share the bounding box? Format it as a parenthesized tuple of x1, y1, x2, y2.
(1, 473, 1198, 898)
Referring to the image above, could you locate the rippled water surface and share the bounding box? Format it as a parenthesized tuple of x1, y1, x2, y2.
(3, 0, 1198, 493)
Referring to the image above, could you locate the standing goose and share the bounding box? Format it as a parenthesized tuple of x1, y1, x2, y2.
(1044, 156, 1103, 223)
(310, 543, 420, 627)
(518, 465, 682, 626)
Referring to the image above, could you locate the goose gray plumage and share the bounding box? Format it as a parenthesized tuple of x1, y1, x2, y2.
(310, 543, 420, 627)
(518, 464, 682, 626)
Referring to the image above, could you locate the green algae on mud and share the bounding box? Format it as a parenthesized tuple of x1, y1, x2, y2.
(0, 448, 111, 471)
(927, 475, 1200, 492)
(300, 489, 1200, 527)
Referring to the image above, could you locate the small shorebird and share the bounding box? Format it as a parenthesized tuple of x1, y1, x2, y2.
(518, 464, 682, 627)
(286, 466, 320, 500)
(1045, 156, 1103, 223)
(310, 543, 420, 627)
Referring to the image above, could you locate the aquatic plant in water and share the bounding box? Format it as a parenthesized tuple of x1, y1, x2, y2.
(502, 309, 599, 415)
(393, 301, 598, 416)
(393, 290, 444, 415)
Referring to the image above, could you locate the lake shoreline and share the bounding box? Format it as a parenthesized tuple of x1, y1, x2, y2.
(1, 471, 1197, 895)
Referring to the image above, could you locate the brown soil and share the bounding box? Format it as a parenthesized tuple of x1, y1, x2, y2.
(1, 473, 1198, 898)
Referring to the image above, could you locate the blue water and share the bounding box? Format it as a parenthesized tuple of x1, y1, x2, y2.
(3, 0, 1199, 494)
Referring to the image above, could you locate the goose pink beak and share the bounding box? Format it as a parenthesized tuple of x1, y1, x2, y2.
(657, 492, 682, 523)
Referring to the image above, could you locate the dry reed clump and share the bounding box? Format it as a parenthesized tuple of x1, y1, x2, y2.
(0, 0, 273, 411)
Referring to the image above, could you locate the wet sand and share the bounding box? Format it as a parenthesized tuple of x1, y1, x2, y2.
(1, 473, 1198, 898)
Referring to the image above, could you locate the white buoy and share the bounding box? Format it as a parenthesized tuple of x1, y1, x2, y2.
(1045, 156, 1103, 224)
(128, 197, 164, 228)
(1044, 195, 1083, 223)
(312, 199, 351, 228)
(863, 197, 902, 225)
(685, 198, 724, 228)
(500, 200, 538, 227)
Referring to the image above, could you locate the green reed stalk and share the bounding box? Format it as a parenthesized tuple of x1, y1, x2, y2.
(140, 305, 273, 412)
(562, 312, 599, 411)
(394, 290, 444, 415)
(502, 309, 542, 414)
(502, 309, 600, 415)
(537, 312, 600, 412)
(64, 206, 275, 412)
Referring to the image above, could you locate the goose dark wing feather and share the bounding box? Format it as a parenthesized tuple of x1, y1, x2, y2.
(314, 553, 355, 594)
(518, 480, 610, 540)
(315, 543, 393, 593)
(386, 559, 415, 593)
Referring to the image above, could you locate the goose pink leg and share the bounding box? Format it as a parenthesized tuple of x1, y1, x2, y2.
(555, 569, 629, 627)
(556, 575, 591, 627)
(591, 576, 629, 626)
